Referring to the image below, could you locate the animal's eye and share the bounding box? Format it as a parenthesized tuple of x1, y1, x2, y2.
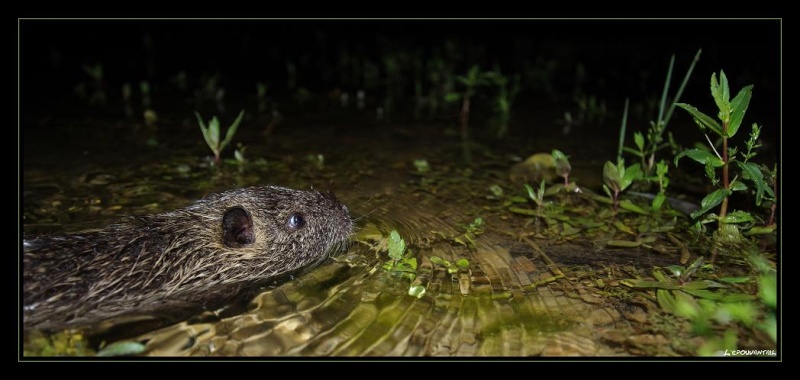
(287, 214, 306, 230)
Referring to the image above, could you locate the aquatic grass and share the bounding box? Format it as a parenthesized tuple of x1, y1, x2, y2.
(621, 49, 701, 176)
(195, 109, 245, 166)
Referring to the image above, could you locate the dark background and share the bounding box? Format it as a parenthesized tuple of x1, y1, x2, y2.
(19, 18, 781, 139)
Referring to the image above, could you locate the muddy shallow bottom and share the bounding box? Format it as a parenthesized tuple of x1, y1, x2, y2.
(21, 101, 778, 357)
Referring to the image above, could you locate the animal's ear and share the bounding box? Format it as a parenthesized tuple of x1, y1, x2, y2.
(222, 206, 255, 248)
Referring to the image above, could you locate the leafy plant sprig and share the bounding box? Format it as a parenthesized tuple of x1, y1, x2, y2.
(603, 159, 642, 213)
(382, 230, 425, 298)
(675, 71, 775, 245)
(195, 109, 245, 166)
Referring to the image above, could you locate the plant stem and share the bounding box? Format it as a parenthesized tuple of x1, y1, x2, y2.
(719, 129, 730, 223)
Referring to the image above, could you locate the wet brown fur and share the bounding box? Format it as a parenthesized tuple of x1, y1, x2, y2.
(23, 186, 353, 331)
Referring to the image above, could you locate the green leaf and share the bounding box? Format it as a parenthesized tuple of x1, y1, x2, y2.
(729, 180, 748, 192)
(634, 132, 645, 151)
(721, 210, 755, 224)
(675, 103, 723, 136)
(551, 149, 571, 177)
(208, 117, 221, 149)
(717, 302, 758, 326)
(728, 85, 753, 138)
(408, 285, 426, 298)
(96, 341, 146, 357)
(220, 110, 245, 150)
(682, 280, 725, 290)
(195, 111, 216, 152)
(657, 289, 678, 313)
(430, 255, 449, 266)
(681, 289, 757, 302)
(603, 161, 621, 190)
(651, 193, 667, 211)
(759, 274, 776, 309)
(613, 221, 635, 235)
(718, 277, 751, 284)
(619, 199, 648, 215)
(744, 225, 776, 235)
(710, 72, 730, 118)
(388, 230, 406, 260)
(737, 161, 768, 205)
(607, 239, 641, 248)
(674, 149, 724, 168)
(690, 188, 729, 219)
(456, 258, 470, 269)
(620, 163, 642, 190)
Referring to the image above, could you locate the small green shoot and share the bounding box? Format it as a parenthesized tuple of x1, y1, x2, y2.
(602, 159, 642, 213)
(551, 149, 572, 187)
(195, 109, 245, 166)
(524, 181, 547, 215)
(413, 159, 430, 173)
(382, 230, 418, 281)
(453, 217, 485, 248)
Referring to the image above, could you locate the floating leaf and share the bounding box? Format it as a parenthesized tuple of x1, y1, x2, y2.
(96, 341, 146, 357)
(456, 258, 470, 269)
(430, 255, 448, 266)
(408, 284, 426, 298)
(607, 239, 641, 248)
(388, 230, 406, 260)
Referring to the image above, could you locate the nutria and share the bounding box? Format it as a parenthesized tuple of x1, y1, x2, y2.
(23, 186, 353, 331)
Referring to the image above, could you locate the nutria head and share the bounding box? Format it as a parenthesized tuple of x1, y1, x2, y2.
(23, 186, 353, 331)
